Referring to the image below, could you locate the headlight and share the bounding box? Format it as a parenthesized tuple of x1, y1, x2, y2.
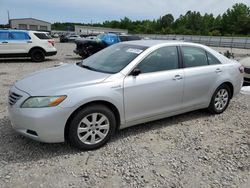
(21, 96, 66, 108)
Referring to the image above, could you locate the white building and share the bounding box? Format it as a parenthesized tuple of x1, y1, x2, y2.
(75, 25, 128, 35)
(10, 18, 51, 31)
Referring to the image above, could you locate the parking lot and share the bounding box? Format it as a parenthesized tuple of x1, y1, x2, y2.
(0, 42, 249, 188)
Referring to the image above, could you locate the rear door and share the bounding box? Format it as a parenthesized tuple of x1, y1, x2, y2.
(181, 46, 223, 108)
(8, 31, 32, 54)
(124, 46, 184, 123)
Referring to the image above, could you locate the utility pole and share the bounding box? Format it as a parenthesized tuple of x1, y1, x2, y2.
(7, 10, 10, 28)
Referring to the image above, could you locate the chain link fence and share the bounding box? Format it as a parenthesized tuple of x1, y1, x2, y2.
(136, 34, 250, 49)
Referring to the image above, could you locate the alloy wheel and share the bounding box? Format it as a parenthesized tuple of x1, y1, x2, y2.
(214, 89, 229, 111)
(77, 113, 110, 145)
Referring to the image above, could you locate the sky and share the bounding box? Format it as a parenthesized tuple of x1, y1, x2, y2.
(0, 0, 249, 24)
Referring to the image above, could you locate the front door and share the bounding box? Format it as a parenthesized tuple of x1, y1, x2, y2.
(7, 31, 32, 54)
(0, 31, 11, 54)
(123, 46, 184, 123)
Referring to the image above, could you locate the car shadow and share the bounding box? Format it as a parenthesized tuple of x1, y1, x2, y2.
(0, 110, 211, 164)
(64, 56, 83, 60)
(0, 58, 54, 63)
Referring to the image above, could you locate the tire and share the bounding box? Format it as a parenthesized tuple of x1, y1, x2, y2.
(208, 84, 231, 114)
(68, 105, 116, 150)
(30, 49, 45, 62)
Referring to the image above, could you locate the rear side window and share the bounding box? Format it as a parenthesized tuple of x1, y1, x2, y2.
(34, 33, 52, 39)
(138, 46, 179, 73)
(0, 32, 9, 40)
(10, 32, 30, 40)
(206, 52, 221, 65)
(182, 46, 208, 68)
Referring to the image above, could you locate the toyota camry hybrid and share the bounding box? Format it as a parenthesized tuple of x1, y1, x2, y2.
(8, 40, 243, 150)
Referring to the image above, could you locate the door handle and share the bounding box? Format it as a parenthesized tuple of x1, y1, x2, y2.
(173, 75, 182, 80)
(27, 41, 32, 43)
(215, 68, 222, 73)
(2, 41, 8, 44)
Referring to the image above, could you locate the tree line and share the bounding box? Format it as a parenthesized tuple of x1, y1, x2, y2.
(52, 3, 250, 36)
(1, 3, 249, 36)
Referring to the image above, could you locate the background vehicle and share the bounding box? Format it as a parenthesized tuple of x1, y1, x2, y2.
(239, 57, 250, 85)
(0, 30, 57, 62)
(74, 33, 141, 58)
(60, 34, 81, 43)
(8, 41, 243, 150)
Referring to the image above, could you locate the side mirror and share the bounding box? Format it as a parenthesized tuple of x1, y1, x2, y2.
(131, 68, 141, 77)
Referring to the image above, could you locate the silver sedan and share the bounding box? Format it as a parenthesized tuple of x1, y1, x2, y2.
(8, 40, 243, 150)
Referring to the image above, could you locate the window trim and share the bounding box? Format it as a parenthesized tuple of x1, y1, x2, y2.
(205, 51, 222, 65)
(9, 31, 31, 40)
(180, 45, 211, 68)
(128, 45, 181, 76)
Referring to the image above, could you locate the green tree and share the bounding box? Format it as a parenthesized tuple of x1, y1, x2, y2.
(51, 3, 250, 36)
(222, 3, 250, 35)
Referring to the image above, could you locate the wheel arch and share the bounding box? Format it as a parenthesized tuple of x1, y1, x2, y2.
(28, 47, 46, 55)
(222, 81, 234, 99)
(212, 81, 234, 100)
(64, 100, 121, 141)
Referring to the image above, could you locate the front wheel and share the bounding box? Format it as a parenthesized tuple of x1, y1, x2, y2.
(208, 84, 231, 114)
(68, 105, 116, 150)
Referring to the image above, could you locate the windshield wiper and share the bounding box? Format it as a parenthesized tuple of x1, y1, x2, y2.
(78, 63, 96, 71)
(81, 64, 95, 70)
(76, 62, 114, 74)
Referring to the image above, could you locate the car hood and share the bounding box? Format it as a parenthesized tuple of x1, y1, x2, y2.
(15, 63, 111, 96)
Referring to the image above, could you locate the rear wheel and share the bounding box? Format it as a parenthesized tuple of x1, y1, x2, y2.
(68, 105, 116, 150)
(208, 84, 231, 114)
(30, 49, 45, 62)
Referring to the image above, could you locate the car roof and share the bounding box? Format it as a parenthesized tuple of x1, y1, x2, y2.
(122, 40, 203, 47)
(0, 29, 28, 32)
(0, 29, 48, 34)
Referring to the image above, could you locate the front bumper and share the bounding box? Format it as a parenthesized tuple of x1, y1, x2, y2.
(8, 86, 73, 143)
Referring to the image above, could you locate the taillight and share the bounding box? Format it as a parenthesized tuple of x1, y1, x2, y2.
(239, 65, 244, 73)
(48, 40, 55, 46)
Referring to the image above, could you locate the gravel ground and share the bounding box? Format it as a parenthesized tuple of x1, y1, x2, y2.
(0, 42, 249, 188)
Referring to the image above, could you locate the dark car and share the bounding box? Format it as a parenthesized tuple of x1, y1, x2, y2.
(60, 34, 81, 43)
(74, 33, 141, 58)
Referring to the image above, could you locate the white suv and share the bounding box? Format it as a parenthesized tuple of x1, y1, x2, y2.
(0, 30, 57, 62)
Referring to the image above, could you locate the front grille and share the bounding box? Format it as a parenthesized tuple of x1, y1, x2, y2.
(244, 67, 250, 74)
(9, 92, 22, 105)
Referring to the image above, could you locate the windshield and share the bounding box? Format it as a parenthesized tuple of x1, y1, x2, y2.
(79, 43, 148, 74)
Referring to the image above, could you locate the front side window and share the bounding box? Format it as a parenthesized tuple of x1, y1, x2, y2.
(10, 32, 30, 40)
(79, 43, 148, 74)
(182, 46, 208, 68)
(206, 52, 221, 65)
(0, 32, 9, 40)
(138, 46, 179, 73)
